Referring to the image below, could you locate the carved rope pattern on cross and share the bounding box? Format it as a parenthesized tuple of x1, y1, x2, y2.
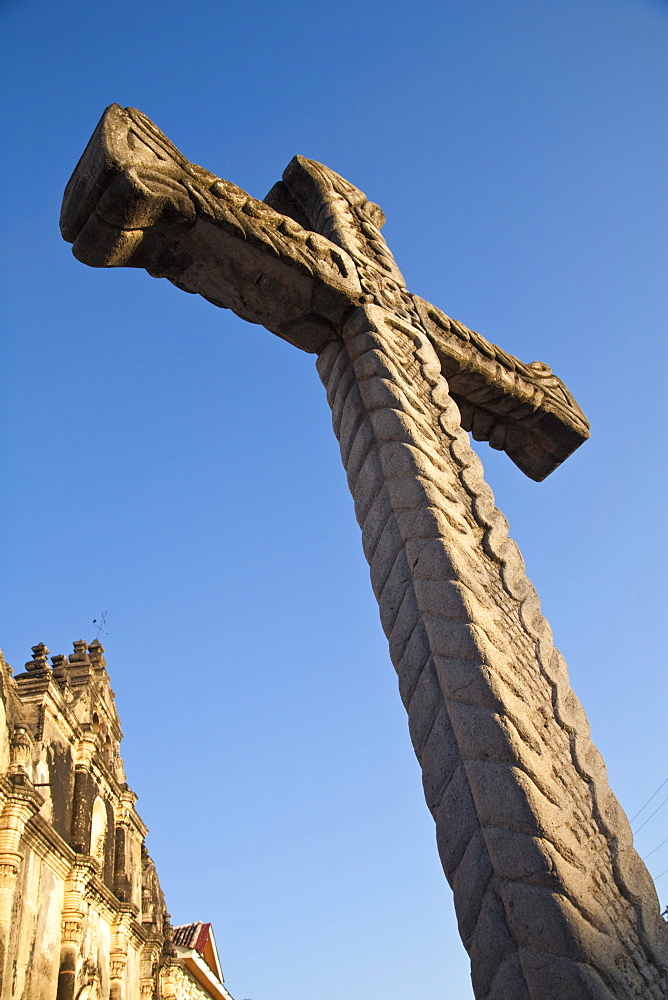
(61, 106, 667, 1000)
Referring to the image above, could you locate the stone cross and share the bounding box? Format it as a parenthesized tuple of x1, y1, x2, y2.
(61, 106, 667, 999)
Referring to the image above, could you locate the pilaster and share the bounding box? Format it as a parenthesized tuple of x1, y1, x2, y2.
(109, 902, 138, 1000)
(56, 856, 99, 1000)
(0, 769, 44, 1000)
(139, 936, 162, 999)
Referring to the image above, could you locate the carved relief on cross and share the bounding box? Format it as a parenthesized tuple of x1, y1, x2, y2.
(61, 105, 588, 482)
(61, 107, 667, 1000)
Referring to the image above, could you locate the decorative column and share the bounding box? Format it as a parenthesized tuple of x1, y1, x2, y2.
(112, 791, 137, 904)
(68, 729, 98, 864)
(56, 857, 98, 1000)
(139, 941, 160, 1000)
(159, 960, 179, 1000)
(109, 903, 136, 1000)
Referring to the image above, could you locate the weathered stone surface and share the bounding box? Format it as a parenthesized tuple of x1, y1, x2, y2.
(61, 104, 590, 481)
(61, 106, 668, 999)
(60, 105, 360, 356)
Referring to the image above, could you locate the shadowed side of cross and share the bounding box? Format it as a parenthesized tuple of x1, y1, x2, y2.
(61, 107, 667, 1000)
(61, 105, 588, 482)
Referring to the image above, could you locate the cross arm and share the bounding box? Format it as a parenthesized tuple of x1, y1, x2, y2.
(60, 105, 361, 354)
(412, 298, 590, 480)
(61, 106, 589, 480)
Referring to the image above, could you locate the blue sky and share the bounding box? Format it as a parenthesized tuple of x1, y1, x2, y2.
(2, 1, 667, 998)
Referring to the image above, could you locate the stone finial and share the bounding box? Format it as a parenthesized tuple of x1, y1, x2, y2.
(24, 643, 51, 673)
(9, 725, 32, 773)
(69, 639, 90, 664)
(88, 640, 106, 669)
(50, 652, 68, 675)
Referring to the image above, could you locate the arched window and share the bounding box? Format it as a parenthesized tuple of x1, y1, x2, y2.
(34, 760, 48, 785)
(90, 797, 107, 868)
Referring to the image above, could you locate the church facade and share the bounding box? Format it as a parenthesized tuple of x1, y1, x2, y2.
(0, 639, 233, 1000)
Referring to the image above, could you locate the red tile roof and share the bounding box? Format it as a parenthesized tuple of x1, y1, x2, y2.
(172, 921, 211, 955)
